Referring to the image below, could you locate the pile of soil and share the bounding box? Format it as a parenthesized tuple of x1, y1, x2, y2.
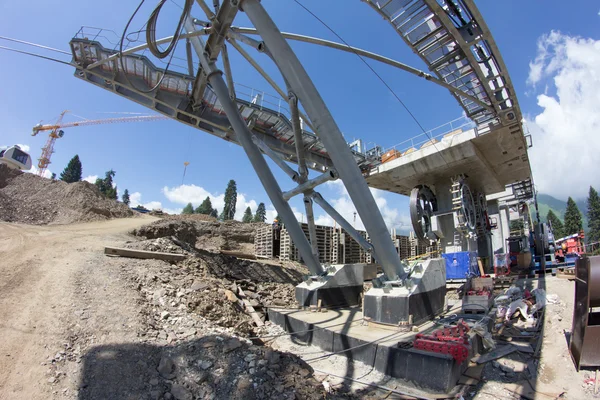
(133, 218, 266, 255)
(0, 165, 133, 224)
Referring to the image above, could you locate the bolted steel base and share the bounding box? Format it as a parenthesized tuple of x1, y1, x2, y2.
(295, 263, 366, 308)
(364, 258, 446, 325)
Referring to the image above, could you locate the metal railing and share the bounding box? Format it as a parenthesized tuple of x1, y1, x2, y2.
(74, 26, 295, 124)
(375, 115, 476, 159)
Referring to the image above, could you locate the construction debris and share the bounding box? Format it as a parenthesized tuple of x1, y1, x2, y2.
(0, 164, 132, 224)
(104, 246, 187, 262)
(133, 218, 262, 255)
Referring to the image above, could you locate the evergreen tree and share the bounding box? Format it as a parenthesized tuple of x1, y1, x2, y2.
(95, 169, 117, 199)
(220, 180, 237, 220)
(60, 154, 82, 183)
(195, 196, 213, 215)
(546, 209, 564, 239)
(564, 197, 583, 236)
(242, 207, 253, 223)
(254, 202, 266, 222)
(587, 186, 600, 243)
(182, 203, 194, 214)
(274, 214, 281, 223)
(510, 220, 524, 233)
(209, 208, 218, 218)
(51, 173, 56, 180)
(122, 189, 131, 205)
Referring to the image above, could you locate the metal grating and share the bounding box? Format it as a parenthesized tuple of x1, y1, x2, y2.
(365, 0, 522, 128)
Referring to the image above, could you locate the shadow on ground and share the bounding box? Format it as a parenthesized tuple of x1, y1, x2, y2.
(77, 333, 357, 400)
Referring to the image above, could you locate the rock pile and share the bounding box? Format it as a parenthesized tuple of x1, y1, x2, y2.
(133, 218, 266, 255)
(0, 164, 133, 224)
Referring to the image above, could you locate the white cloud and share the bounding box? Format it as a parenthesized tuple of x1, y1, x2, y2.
(312, 180, 410, 233)
(83, 175, 98, 183)
(129, 191, 171, 212)
(526, 31, 600, 199)
(27, 164, 52, 179)
(162, 184, 262, 220)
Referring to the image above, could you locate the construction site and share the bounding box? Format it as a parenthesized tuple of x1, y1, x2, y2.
(1, 1, 599, 399)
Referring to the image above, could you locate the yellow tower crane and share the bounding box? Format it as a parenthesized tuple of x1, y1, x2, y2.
(31, 111, 168, 177)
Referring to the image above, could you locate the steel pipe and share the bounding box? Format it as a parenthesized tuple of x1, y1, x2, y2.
(244, 0, 401, 279)
(304, 195, 320, 260)
(282, 170, 337, 201)
(229, 26, 493, 112)
(311, 192, 375, 257)
(184, 17, 323, 275)
(251, 136, 298, 182)
(288, 92, 308, 179)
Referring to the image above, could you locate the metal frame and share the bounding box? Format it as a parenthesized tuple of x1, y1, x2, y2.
(67, 0, 527, 284)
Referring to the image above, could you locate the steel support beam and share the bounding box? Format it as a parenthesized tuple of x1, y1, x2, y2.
(251, 135, 298, 181)
(312, 192, 375, 256)
(282, 170, 337, 201)
(243, 0, 402, 279)
(288, 93, 308, 179)
(185, 16, 323, 275)
(229, 27, 493, 112)
(303, 195, 320, 260)
(226, 37, 316, 133)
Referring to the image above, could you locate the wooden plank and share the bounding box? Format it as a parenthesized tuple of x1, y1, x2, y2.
(220, 250, 257, 259)
(104, 246, 186, 262)
(237, 287, 264, 327)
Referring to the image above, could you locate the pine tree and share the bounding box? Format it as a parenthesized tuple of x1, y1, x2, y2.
(274, 214, 281, 223)
(587, 186, 600, 243)
(254, 202, 266, 222)
(564, 197, 583, 236)
(95, 169, 117, 199)
(209, 208, 218, 218)
(242, 207, 253, 223)
(51, 173, 56, 180)
(220, 180, 237, 220)
(195, 196, 213, 215)
(60, 155, 82, 183)
(122, 189, 131, 205)
(182, 203, 194, 214)
(546, 209, 564, 239)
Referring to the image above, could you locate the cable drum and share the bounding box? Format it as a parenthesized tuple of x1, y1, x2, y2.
(410, 185, 438, 241)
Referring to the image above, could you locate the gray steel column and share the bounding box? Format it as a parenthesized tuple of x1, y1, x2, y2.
(243, 0, 403, 280)
(303, 195, 320, 260)
(185, 17, 323, 275)
(207, 69, 323, 275)
(312, 192, 375, 256)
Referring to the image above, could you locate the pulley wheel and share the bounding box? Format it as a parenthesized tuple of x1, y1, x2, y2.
(410, 185, 438, 241)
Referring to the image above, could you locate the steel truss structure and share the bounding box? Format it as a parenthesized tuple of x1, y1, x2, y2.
(69, 0, 524, 283)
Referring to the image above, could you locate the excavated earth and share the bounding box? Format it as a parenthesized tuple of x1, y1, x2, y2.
(132, 218, 267, 256)
(0, 164, 133, 224)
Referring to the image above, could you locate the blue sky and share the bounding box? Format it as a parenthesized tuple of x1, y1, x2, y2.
(1, 1, 599, 229)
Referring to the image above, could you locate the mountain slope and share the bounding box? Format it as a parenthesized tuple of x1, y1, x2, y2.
(535, 193, 588, 230)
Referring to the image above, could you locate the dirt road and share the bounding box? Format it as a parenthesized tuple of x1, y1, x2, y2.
(0, 217, 154, 400)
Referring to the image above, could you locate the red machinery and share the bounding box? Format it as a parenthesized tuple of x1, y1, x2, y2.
(413, 320, 471, 363)
(555, 231, 586, 263)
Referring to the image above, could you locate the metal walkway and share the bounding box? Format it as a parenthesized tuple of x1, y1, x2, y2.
(69, 38, 371, 173)
(365, 0, 522, 128)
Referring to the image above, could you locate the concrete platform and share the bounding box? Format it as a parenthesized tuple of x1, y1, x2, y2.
(365, 124, 530, 195)
(268, 307, 486, 392)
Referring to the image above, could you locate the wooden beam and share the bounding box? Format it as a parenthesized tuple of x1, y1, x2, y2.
(237, 287, 264, 327)
(104, 246, 186, 262)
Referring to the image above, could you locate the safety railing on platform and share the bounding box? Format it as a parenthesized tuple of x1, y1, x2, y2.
(368, 115, 476, 164)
